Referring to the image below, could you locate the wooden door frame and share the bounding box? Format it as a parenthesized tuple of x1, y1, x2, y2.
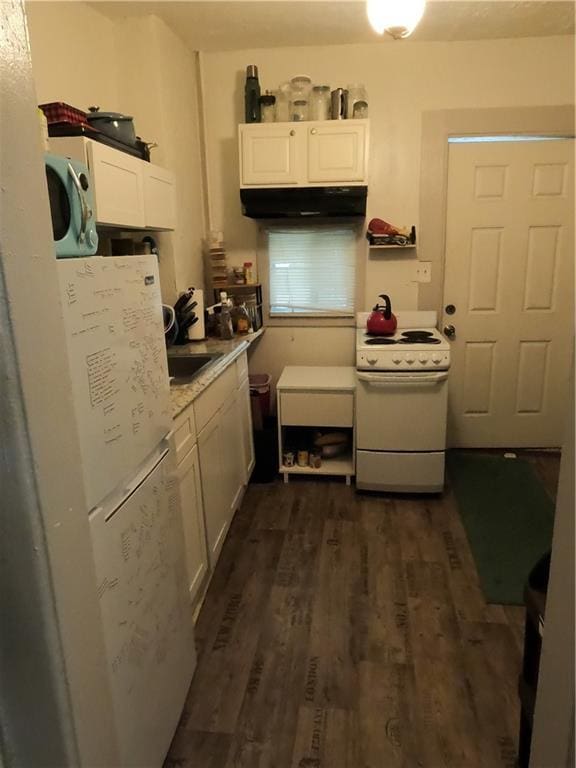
(418, 105, 575, 315)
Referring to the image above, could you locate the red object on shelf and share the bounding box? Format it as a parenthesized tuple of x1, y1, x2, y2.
(39, 102, 87, 126)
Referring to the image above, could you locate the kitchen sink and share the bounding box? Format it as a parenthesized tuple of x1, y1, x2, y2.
(167, 353, 222, 382)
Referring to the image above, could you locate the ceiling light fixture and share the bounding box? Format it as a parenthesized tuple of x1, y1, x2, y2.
(366, 0, 426, 39)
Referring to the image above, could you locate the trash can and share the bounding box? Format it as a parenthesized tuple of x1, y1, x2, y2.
(249, 373, 271, 432)
(248, 374, 276, 483)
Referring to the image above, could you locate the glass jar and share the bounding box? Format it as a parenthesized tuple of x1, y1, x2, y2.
(259, 93, 276, 123)
(290, 75, 312, 98)
(310, 85, 331, 121)
(274, 84, 291, 122)
(346, 83, 368, 119)
(292, 99, 308, 122)
(353, 100, 369, 119)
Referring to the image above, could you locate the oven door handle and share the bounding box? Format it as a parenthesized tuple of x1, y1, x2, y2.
(357, 371, 449, 385)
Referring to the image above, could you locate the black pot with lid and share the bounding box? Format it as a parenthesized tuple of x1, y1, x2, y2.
(86, 106, 137, 147)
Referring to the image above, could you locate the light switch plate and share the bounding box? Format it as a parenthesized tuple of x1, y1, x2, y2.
(415, 262, 432, 283)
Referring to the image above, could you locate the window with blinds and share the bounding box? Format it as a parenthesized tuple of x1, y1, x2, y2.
(268, 226, 357, 316)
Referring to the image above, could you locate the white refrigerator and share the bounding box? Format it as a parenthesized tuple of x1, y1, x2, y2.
(58, 256, 196, 768)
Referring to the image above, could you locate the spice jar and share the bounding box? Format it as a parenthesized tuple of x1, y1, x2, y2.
(297, 449, 309, 467)
(310, 85, 331, 121)
(259, 93, 276, 123)
(309, 451, 322, 469)
(292, 99, 308, 122)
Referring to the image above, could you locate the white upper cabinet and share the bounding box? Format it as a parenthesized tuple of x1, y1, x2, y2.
(307, 122, 368, 183)
(50, 137, 176, 231)
(143, 163, 177, 230)
(87, 141, 146, 228)
(239, 120, 369, 188)
(240, 124, 300, 186)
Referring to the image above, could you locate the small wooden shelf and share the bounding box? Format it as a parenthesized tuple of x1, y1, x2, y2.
(280, 451, 354, 485)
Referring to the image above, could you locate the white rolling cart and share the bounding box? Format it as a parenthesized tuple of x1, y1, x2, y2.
(276, 366, 356, 484)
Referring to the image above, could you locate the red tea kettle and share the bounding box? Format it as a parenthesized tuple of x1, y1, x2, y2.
(367, 294, 397, 336)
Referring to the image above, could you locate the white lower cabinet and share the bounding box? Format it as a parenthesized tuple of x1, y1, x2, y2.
(239, 376, 255, 481)
(220, 390, 245, 518)
(197, 411, 227, 567)
(176, 444, 209, 608)
(175, 350, 255, 600)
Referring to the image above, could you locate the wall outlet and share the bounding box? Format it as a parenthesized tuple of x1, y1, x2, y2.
(415, 262, 432, 283)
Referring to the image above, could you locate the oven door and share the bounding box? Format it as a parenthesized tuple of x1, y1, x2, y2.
(356, 370, 448, 452)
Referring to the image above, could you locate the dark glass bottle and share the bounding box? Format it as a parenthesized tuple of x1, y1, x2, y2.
(245, 65, 261, 123)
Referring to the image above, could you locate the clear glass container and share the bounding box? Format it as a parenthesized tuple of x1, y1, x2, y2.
(353, 100, 368, 119)
(346, 83, 368, 119)
(310, 85, 331, 121)
(259, 93, 276, 123)
(292, 99, 308, 122)
(274, 84, 291, 122)
(290, 75, 312, 97)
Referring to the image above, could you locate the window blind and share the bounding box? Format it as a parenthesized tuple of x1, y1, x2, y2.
(268, 227, 356, 316)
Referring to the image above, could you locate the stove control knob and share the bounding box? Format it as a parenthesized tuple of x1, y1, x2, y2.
(367, 358, 378, 366)
(405, 353, 415, 365)
(432, 353, 442, 365)
(392, 354, 402, 365)
(419, 353, 428, 365)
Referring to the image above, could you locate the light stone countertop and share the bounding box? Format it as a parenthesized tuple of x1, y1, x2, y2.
(169, 328, 265, 419)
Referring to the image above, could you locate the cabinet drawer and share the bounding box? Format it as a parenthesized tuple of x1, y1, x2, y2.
(173, 405, 197, 465)
(194, 363, 236, 433)
(236, 352, 248, 386)
(280, 391, 353, 427)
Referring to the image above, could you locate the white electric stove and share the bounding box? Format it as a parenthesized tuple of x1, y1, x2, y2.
(355, 311, 451, 493)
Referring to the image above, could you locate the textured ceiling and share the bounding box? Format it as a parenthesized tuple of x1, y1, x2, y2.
(93, 1, 575, 51)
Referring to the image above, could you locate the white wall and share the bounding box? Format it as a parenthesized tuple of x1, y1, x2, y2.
(201, 35, 574, 383)
(25, 3, 206, 304)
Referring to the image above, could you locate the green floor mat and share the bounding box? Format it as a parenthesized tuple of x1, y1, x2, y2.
(447, 451, 555, 605)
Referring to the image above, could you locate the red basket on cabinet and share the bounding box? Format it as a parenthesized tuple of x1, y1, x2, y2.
(39, 102, 87, 126)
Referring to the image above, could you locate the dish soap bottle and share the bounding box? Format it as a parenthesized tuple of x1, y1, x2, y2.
(245, 65, 261, 123)
(219, 291, 234, 340)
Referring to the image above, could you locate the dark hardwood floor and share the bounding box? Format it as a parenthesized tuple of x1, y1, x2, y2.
(165, 452, 560, 768)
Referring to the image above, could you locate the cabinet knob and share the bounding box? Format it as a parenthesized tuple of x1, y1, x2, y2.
(310, 128, 317, 135)
(289, 129, 296, 137)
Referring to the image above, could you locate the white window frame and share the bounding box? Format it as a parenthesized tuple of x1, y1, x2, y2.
(257, 221, 365, 327)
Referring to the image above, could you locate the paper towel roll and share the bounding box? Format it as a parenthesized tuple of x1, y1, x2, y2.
(187, 288, 205, 341)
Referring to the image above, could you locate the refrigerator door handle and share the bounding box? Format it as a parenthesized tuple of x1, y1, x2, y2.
(93, 444, 170, 522)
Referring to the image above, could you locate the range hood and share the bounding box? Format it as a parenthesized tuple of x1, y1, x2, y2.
(240, 186, 367, 219)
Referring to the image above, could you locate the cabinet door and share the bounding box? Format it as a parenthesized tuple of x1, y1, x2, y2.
(143, 162, 176, 230)
(240, 124, 301, 186)
(87, 141, 145, 227)
(220, 392, 244, 517)
(177, 444, 209, 607)
(239, 377, 255, 482)
(197, 412, 227, 567)
(307, 122, 367, 183)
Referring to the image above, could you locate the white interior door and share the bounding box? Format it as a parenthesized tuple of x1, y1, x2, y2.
(443, 138, 574, 447)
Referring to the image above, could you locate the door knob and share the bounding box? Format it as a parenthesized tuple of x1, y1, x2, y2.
(443, 324, 456, 339)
